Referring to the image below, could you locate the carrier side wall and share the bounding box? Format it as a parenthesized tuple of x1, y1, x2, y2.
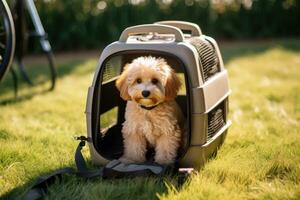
(86, 42, 202, 165)
(86, 40, 230, 167)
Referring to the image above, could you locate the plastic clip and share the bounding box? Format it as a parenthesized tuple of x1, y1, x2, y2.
(74, 136, 89, 146)
(178, 168, 194, 185)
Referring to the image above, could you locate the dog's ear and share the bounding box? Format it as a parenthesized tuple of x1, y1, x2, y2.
(116, 64, 131, 101)
(165, 69, 181, 101)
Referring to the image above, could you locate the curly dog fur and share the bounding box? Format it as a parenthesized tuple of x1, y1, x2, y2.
(116, 56, 184, 165)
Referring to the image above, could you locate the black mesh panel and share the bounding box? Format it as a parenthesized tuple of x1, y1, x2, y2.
(188, 38, 219, 81)
(207, 101, 225, 140)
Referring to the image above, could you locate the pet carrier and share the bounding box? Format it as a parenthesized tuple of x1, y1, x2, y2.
(85, 21, 231, 169)
(23, 21, 232, 199)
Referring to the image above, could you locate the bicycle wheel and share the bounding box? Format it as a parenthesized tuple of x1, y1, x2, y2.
(0, 0, 15, 82)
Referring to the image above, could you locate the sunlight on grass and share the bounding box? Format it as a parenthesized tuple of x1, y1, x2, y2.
(100, 107, 118, 130)
(0, 40, 300, 199)
(159, 45, 300, 200)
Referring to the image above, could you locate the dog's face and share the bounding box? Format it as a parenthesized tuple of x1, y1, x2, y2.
(116, 56, 181, 107)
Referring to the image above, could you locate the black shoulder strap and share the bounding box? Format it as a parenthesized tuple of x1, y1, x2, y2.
(74, 138, 104, 178)
(22, 137, 104, 200)
(21, 167, 74, 200)
(22, 136, 176, 200)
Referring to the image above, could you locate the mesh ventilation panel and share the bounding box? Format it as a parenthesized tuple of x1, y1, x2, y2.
(207, 101, 226, 140)
(102, 56, 122, 83)
(188, 38, 219, 82)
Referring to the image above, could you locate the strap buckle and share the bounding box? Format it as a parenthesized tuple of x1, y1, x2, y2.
(74, 136, 88, 141)
(178, 168, 194, 185)
(74, 136, 89, 146)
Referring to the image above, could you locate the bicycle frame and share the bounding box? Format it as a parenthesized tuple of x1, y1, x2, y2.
(14, 0, 56, 91)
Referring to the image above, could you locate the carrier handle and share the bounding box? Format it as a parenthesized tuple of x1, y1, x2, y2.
(155, 21, 202, 36)
(119, 24, 184, 42)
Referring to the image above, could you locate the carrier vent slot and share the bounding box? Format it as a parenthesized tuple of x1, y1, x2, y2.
(188, 38, 219, 82)
(102, 57, 122, 83)
(207, 102, 225, 140)
(102, 62, 114, 82)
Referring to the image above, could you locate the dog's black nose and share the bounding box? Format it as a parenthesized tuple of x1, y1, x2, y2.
(142, 90, 150, 97)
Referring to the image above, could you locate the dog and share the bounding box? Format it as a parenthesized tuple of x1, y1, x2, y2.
(116, 56, 184, 165)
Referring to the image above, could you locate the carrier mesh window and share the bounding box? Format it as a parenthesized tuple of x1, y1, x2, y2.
(188, 38, 219, 82)
(102, 56, 122, 82)
(207, 101, 226, 140)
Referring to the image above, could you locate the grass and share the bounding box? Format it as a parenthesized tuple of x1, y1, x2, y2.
(1, 39, 300, 200)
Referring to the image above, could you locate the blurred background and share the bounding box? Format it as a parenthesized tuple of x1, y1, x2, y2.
(34, 0, 300, 51)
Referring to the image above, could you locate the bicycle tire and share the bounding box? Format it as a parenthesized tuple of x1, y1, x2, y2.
(0, 0, 15, 83)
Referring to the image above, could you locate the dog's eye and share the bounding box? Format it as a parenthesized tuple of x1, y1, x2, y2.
(151, 78, 158, 84)
(136, 78, 142, 84)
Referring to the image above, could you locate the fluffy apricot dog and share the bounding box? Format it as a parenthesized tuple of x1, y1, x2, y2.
(116, 56, 184, 165)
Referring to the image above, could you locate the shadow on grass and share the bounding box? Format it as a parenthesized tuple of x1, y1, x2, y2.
(220, 38, 300, 65)
(1, 166, 174, 200)
(0, 59, 94, 105)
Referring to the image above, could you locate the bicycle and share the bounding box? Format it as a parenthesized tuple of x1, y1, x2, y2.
(0, 0, 56, 97)
(0, 0, 15, 84)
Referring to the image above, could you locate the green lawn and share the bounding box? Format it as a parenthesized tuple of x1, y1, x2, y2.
(0, 39, 300, 200)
